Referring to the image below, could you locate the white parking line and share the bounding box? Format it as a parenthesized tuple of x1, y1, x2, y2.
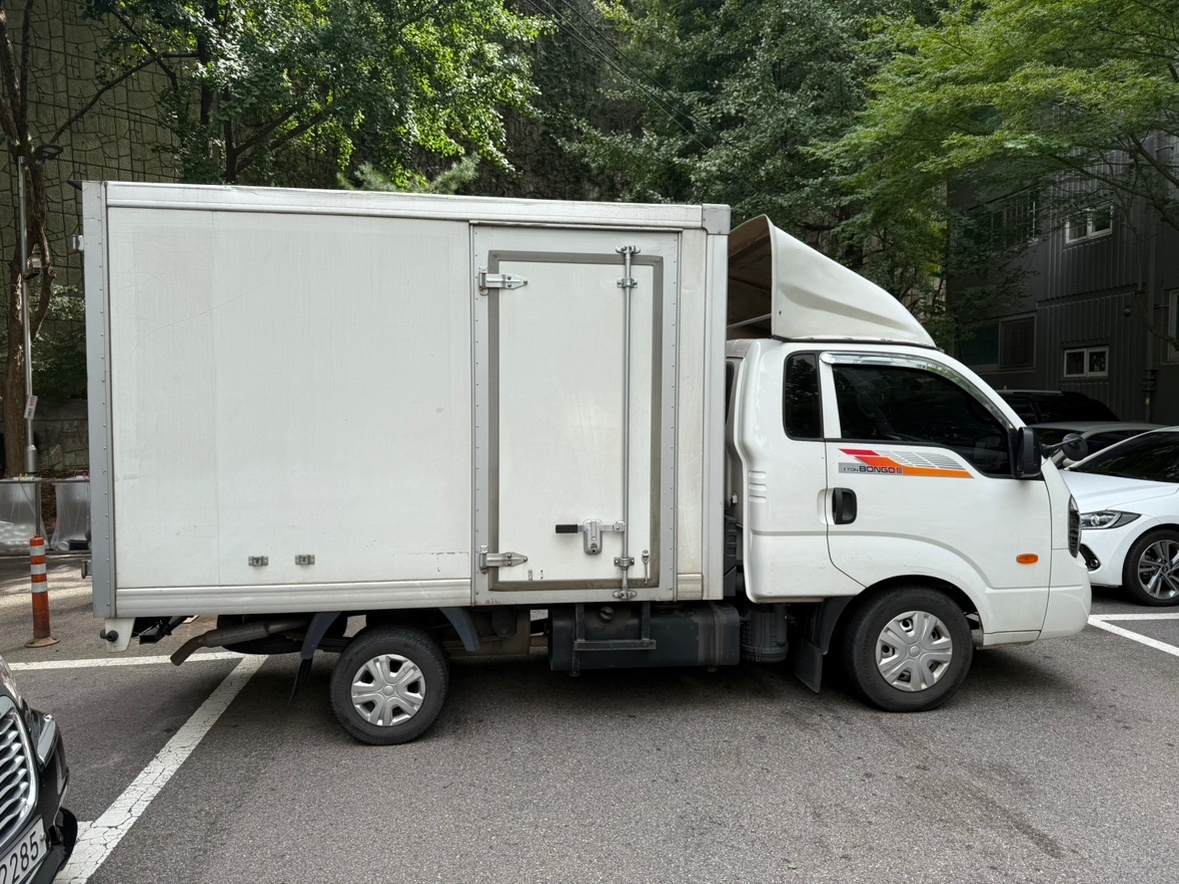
(9, 652, 242, 671)
(1089, 613, 1179, 621)
(0, 584, 91, 610)
(1087, 617, 1179, 658)
(57, 655, 268, 884)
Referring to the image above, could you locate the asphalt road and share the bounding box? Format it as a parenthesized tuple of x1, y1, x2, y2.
(2, 556, 1177, 883)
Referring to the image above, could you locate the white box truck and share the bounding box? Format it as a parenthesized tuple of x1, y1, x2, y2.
(83, 182, 1090, 743)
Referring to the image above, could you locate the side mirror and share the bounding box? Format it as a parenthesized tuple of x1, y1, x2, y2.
(1041, 432, 1090, 465)
(1014, 426, 1042, 479)
(1057, 432, 1089, 464)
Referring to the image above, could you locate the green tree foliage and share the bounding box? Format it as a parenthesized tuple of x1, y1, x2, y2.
(569, 0, 941, 252)
(88, 0, 544, 185)
(28, 287, 86, 404)
(343, 153, 483, 194)
(466, 0, 634, 202)
(828, 0, 1179, 296)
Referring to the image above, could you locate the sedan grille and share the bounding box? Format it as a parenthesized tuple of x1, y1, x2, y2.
(0, 706, 35, 845)
(1068, 502, 1081, 557)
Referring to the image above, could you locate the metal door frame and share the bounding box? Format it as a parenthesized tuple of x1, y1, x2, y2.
(471, 224, 679, 606)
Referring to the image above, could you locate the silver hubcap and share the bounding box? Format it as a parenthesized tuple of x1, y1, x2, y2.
(1137, 539, 1179, 601)
(875, 611, 953, 692)
(350, 654, 426, 726)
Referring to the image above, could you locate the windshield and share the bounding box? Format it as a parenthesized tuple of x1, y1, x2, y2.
(1070, 432, 1179, 483)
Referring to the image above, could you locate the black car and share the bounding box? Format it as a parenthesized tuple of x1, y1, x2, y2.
(0, 655, 75, 884)
(997, 389, 1118, 424)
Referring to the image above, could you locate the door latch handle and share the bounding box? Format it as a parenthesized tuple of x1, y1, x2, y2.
(555, 520, 625, 555)
(832, 487, 857, 525)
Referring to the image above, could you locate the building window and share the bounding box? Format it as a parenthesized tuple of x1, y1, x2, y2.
(960, 323, 999, 369)
(1001, 193, 1038, 244)
(1063, 346, 1108, 378)
(1169, 290, 1179, 363)
(999, 316, 1035, 370)
(1065, 205, 1113, 243)
(970, 192, 1039, 251)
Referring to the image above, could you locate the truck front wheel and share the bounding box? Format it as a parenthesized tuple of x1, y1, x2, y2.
(330, 626, 449, 744)
(841, 587, 972, 712)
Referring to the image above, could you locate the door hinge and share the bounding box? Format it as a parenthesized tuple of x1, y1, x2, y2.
(478, 545, 529, 572)
(478, 268, 528, 294)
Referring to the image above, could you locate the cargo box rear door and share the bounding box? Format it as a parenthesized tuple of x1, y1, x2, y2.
(472, 226, 678, 604)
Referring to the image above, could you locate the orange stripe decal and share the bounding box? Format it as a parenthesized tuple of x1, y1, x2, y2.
(838, 448, 972, 479)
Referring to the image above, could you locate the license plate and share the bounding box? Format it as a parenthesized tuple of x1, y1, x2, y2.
(0, 820, 46, 884)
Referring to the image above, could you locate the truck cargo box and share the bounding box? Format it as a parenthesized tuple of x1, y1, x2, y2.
(84, 183, 731, 619)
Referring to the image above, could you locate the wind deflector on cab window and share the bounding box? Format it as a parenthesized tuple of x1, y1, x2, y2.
(726, 215, 935, 347)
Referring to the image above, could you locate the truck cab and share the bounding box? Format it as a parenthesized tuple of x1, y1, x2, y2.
(723, 216, 1090, 709)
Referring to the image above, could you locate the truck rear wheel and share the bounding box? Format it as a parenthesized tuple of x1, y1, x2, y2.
(841, 587, 972, 712)
(330, 626, 448, 744)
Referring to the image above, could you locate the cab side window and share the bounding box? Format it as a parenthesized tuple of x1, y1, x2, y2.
(832, 364, 1010, 475)
(783, 354, 822, 439)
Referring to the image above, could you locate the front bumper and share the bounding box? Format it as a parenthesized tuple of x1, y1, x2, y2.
(1080, 516, 1161, 588)
(8, 708, 75, 884)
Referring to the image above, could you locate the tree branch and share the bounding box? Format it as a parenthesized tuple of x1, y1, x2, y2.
(49, 52, 193, 143)
(17, 0, 31, 113)
(1127, 132, 1179, 192)
(0, 5, 26, 141)
(26, 161, 53, 336)
(230, 105, 300, 157)
(234, 107, 332, 174)
(107, 7, 179, 91)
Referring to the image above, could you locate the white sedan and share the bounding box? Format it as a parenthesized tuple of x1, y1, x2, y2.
(1062, 427, 1179, 606)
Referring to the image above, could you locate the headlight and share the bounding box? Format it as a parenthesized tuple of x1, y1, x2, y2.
(0, 656, 23, 708)
(1080, 510, 1141, 530)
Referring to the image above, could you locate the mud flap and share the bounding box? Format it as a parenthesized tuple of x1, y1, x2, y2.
(792, 597, 851, 692)
(290, 612, 343, 701)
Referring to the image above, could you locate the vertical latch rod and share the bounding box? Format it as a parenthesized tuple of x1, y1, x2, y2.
(615, 245, 639, 590)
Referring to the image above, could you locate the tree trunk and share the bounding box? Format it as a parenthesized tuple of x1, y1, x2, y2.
(4, 247, 28, 478)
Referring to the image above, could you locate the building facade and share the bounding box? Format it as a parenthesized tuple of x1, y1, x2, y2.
(1, 1, 175, 471)
(957, 182, 1179, 425)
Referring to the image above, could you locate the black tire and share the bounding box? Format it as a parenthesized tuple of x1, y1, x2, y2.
(841, 587, 973, 713)
(1121, 529, 1179, 606)
(330, 626, 448, 745)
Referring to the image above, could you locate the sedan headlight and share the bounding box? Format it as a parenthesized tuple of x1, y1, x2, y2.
(1080, 510, 1141, 530)
(0, 655, 23, 707)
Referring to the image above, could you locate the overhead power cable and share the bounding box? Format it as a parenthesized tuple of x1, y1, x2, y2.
(527, 0, 717, 151)
(545, 0, 723, 145)
(552, 0, 718, 137)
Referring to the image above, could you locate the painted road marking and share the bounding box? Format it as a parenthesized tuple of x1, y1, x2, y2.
(0, 584, 90, 610)
(1087, 616, 1179, 659)
(9, 652, 242, 671)
(1089, 613, 1179, 621)
(57, 655, 268, 884)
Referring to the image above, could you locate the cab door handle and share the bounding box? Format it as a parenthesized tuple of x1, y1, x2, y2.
(832, 487, 857, 525)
